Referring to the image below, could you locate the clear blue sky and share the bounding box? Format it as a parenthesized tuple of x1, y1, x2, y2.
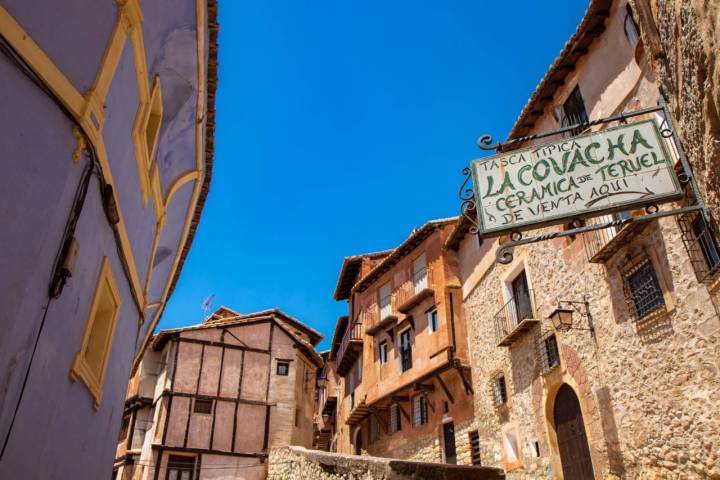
(160, 1, 588, 349)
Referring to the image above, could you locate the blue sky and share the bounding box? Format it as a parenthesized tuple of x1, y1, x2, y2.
(160, 1, 588, 349)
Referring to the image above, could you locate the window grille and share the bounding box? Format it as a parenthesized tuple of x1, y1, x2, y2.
(622, 257, 665, 319)
(469, 430, 482, 466)
(389, 404, 402, 433)
(369, 415, 380, 443)
(537, 331, 560, 374)
(491, 373, 508, 407)
(677, 209, 720, 283)
(412, 395, 428, 427)
(561, 85, 589, 137)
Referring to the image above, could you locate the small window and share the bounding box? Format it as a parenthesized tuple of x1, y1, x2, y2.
(492, 373, 508, 407)
(443, 400, 449, 413)
(369, 415, 380, 443)
(389, 404, 402, 433)
(469, 430, 482, 466)
(531, 440, 541, 457)
(537, 332, 560, 374)
(294, 408, 300, 427)
(132, 76, 164, 206)
(357, 358, 362, 382)
(379, 340, 388, 364)
(623, 258, 666, 319)
(193, 398, 213, 414)
(276, 361, 290, 376)
(692, 214, 720, 271)
(427, 308, 439, 333)
(412, 395, 428, 427)
(71, 257, 121, 408)
(350, 391, 355, 410)
(561, 85, 589, 137)
(166, 454, 195, 480)
(412, 254, 428, 293)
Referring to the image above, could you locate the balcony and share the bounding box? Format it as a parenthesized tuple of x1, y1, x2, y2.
(494, 289, 539, 347)
(397, 267, 434, 314)
(336, 320, 363, 377)
(365, 298, 399, 336)
(583, 214, 647, 263)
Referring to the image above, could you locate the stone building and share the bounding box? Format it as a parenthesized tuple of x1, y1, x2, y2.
(326, 218, 479, 465)
(0, 1, 217, 478)
(447, 0, 720, 478)
(114, 306, 323, 480)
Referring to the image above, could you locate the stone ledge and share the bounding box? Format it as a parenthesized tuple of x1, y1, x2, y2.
(268, 446, 505, 480)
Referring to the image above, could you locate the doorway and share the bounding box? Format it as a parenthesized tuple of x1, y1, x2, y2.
(353, 427, 363, 455)
(553, 384, 594, 480)
(442, 422, 457, 464)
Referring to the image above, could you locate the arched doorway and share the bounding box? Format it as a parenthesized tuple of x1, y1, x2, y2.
(553, 384, 594, 480)
(353, 427, 363, 455)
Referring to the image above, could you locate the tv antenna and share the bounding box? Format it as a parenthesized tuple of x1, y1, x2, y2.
(201, 294, 215, 317)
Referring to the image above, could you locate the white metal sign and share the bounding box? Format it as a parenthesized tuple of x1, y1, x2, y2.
(471, 120, 682, 236)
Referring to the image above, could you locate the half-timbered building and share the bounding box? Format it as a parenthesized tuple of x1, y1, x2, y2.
(114, 307, 323, 480)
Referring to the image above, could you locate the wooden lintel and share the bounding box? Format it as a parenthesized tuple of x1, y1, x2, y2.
(436, 373, 454, 404)
(391, 395, 409, 403)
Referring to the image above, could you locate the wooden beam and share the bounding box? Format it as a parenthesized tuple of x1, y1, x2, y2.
(454, 365, 474, 395)
(391, 395, 409, 403)
(413, 383, 435, 392)
(436, 373, 454, 404)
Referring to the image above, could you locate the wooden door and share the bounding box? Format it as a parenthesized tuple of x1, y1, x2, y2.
(511, 271, 533, 323)
(554, 384, 594, 480)
(443, 422, 457, 464)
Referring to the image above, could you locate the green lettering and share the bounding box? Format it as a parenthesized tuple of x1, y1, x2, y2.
(630, 128, 652, 153)
(607, 134, 628, 160)
(584, 142, 604, 164)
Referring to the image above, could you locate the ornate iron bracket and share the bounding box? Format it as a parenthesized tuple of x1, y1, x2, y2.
(462, 98, 714, 264)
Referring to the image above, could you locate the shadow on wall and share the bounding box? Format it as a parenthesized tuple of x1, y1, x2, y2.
(595, 386, 625, 477)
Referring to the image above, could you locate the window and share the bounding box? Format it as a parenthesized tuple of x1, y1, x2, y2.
(369, 415, 380, 443)
(492, 373, 508, 407)
(469, 430, 482, 466)
(295, 408, 300, 427)
(379, 340, 388, 364)
(193, 398, 213, 414)
(678, 208, 720, 283)
(357, 358, 363, 382)
(379, 282, 392, 319)
(166, 455, 195, 480)
(624, 4, 640, 49)
(561, 85, 589, 136)
(510, 270, 533, 325)
(132, 76, 164, 206)
(70, 257, 121, 408)
(623, 258, 666, 319)
(350, 391, 355, 410)
(399, 328, 413, 372)
(412, 395, 428, 427)
(427, 308, 439, 333)
(412, 254, 428, 293)
(389, 404, 402, 433)
(276, 361, 289, 376)
(537, 332, 560, 374)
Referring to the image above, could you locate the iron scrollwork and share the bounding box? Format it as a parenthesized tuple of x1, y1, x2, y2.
(459, 167, 480, 235)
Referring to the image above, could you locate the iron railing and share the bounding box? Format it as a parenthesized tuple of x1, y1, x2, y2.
(677, 208, 720, 284)
(493, 289, 535, 342)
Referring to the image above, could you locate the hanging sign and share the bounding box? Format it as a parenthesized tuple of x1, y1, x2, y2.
(471, 120, 682, 236)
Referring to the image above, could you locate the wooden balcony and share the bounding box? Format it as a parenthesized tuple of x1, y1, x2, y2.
(336, 320, 363, 377)
(494, 290, 539, 347)
(583, 214, 647, 263)
(397, 267, 434, 314)
(365, 302, 399, 336)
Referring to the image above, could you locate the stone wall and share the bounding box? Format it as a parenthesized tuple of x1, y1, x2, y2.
(633, 0, 720, 223)
(267, 446, 505, 480)
(461, 216, 720, 479)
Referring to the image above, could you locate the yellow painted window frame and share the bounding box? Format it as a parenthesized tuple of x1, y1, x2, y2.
(132, 75, 163, 207)
(70, 257, 122, 408)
